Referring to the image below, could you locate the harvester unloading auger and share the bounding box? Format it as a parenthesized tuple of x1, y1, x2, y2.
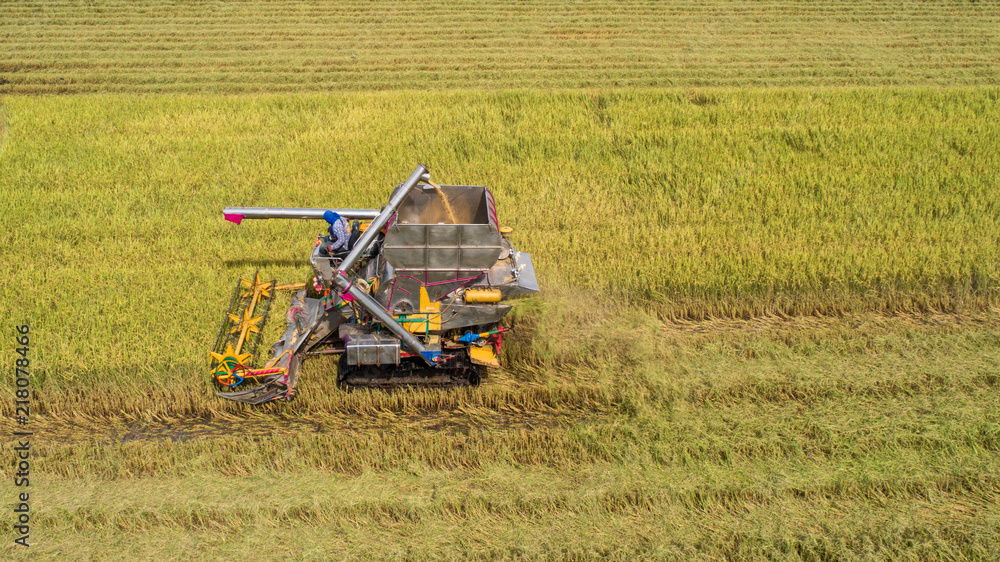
(209, 165, 539, 404)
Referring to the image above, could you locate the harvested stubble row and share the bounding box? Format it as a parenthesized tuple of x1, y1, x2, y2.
(1, 0, 999, 93)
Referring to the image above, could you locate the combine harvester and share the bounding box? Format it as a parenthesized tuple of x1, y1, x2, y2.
(210, 165, 538, 404)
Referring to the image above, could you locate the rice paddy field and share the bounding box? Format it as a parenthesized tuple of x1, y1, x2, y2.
(2, 1, 1000, 560)
(2, 0, 1000, 93)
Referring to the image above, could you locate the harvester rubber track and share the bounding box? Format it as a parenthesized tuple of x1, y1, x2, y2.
(337, 353, 483, 390)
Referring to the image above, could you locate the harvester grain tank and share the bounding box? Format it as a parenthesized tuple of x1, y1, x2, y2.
(210, 165, 538, 404)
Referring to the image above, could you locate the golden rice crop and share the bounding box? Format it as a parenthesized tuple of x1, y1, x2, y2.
(1, 88, 998, 401)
